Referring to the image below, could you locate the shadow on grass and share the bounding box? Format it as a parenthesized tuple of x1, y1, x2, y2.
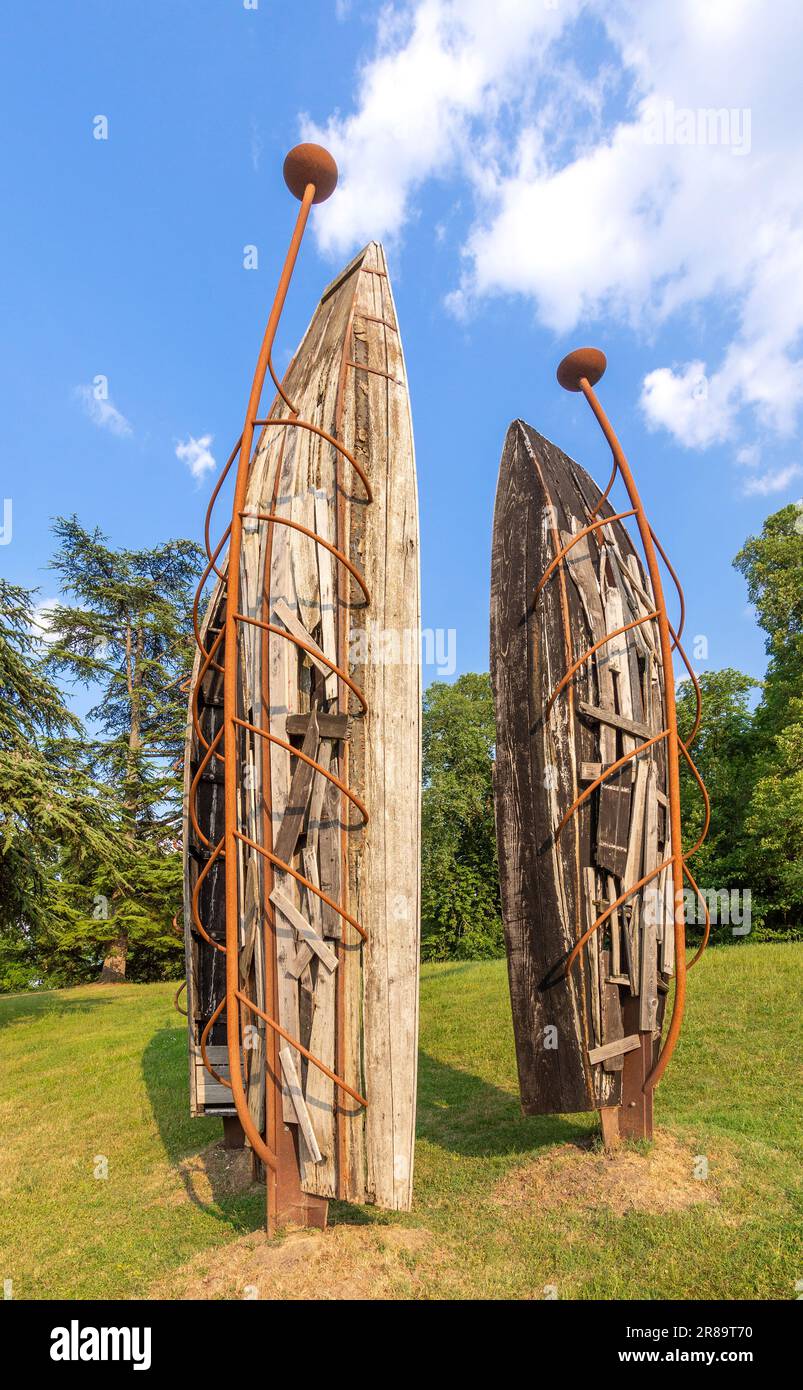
(142, 1023, 264, 1237)
(0, 988, 117, 1031)
(416, 1050, 590, 1157)
(324, 1052, 592, 1232)
(141, 1026, 591, 1237)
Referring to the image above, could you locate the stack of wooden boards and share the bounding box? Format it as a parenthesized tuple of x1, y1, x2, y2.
(183, 243, 421, 1210)
(491, 421, 673, 1115)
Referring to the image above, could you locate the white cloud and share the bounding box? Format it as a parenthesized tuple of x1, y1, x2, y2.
(307, 0, 803, 448)
(176, 433, 217, 481)
(303, 0, 579, 255)
(641, 360, 735, 449)
(29, 599, 60, 646)
(74, 383, 133, 437)
(741, 463, 802, 497)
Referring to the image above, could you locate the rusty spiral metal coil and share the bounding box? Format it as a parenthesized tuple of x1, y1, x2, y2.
(551, 347, 711, 1094)
(186, 146, 371, 1192)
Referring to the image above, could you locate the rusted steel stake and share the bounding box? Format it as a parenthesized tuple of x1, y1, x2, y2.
(223, 146, 338, 1230)
(557, 347, 710, 1117)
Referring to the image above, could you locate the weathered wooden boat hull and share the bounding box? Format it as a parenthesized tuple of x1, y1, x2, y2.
(491, 421, 671, 1115)
(183, 242, 421, 1211)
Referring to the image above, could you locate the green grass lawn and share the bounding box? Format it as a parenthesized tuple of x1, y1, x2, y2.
(0, 943, 800, 1299)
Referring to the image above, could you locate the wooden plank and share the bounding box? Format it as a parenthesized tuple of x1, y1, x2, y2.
(191, 1044, 240, 1063)
(304, 736, 334, 856)
(292, 482, 322, 635)
(640, 762, 660, 1031)
(578, 700, 654, 742)
(600, 947, 625, 1073)
(314, 489, 339, 703)
(317, 756, 342, 942)
(272, 597, 331, 679)
(596, 775, 631, 879)
(279, 1047, 323, 1164)
(357, 248, 420, 1206)
(661, 829, 676, 975)
(585, 866, 602, 1047)
(607, 871, 622, 976)
(623, 758, 649, 889)
(269, 887, 338, 973)
(289, 845, 325, 980)
(286, 712, 349, 740)
(620, 995, 654, 1140)
(622, 757, 649, 987)
(299, 755, 337, 1193)
(301, 931, 337, 1192)
(268, 429, 304, 1127)
(272, 707, 319, 866)
(599, 1104, 621, 1149)
(562, 527, 631, 880)
(599, 560, 640, 880)
(588, 1033, 641, 1065)
(196, 1078, 239, 1105)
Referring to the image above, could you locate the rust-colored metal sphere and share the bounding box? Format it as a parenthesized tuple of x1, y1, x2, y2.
(556, 347, 607, 393)
(283, 143, 338, 203)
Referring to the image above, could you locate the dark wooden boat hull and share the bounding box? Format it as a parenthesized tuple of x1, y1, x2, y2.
(491, 421, 671, 1115)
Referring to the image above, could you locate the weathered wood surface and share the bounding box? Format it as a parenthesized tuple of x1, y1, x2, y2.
(183, 243, 420, 1211)
(490, 421, 670, 1116)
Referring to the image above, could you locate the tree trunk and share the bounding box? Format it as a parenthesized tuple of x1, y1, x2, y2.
(96, 622, 143, 984)
(99, 931, 128, 983)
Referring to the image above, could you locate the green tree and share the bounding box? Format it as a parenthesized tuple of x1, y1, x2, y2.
(732, 502, 803, 936)
(45, 517, 204, 982)
(735, 501, 803, 737)
(0, 580, 117, 990)
(676, 668, 759, 941)
(744, 699, 803, 936)
(421, 673, 502, 960)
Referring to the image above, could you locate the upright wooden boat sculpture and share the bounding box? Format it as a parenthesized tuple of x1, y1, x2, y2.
(491, 349, 709, 1139)
(182, 147, 421, 1228)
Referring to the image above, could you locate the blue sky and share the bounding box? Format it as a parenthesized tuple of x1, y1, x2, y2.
(3, 0, 802, 697)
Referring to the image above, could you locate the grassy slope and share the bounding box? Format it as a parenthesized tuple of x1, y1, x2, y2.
(0, 943, 800, 1300)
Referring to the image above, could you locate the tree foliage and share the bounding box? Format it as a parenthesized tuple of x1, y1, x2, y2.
(41, 517, 204, 982)
(675, 503, 803, 941)
(731, 503, 803, 935)
(0, 580, 120, 989)
(2, 500, 802, 987)
(676, 668, 759, 941)
(421, 673, 502, 960)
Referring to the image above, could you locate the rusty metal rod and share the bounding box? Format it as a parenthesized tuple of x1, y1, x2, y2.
(233, 612, 369, 712)
(221, 176, 319, 1174)
(232, 715, 369, 823)
(557, 347, 709, 1096)
(234, 991, 368, 1108)
(239, 511, 371, 601)
(249, 418, 373, 500)
(534, 509, 637, 600)
(185, 147, 373, 1228)
(234, 829, 368, 941)
(555, 729, 670, 837)
(544, 611, 658, 718)
(577, 377, 686, 1093)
